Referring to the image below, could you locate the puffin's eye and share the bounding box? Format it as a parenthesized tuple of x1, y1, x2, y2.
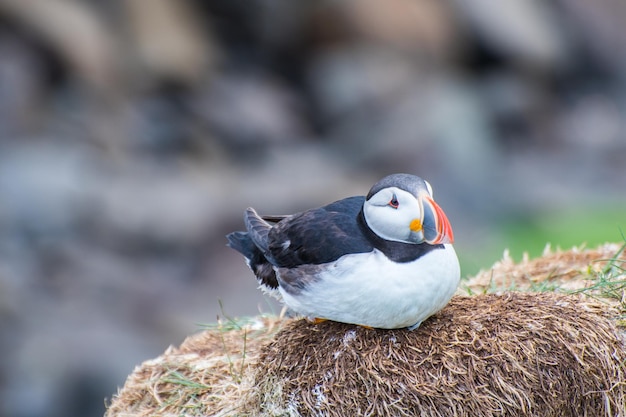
(388, 194, 399, 209)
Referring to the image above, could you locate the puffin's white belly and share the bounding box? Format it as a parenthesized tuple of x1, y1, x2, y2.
(277, 244, 460, 329)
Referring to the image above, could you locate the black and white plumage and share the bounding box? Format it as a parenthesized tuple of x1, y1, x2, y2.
(226, 173, 460, 329)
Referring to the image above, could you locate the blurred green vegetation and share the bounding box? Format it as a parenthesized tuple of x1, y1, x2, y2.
(460, 205, 626, 277)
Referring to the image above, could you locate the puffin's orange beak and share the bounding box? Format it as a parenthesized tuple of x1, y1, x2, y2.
(421, 195, 454, 244)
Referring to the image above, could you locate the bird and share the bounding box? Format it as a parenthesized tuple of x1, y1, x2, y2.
(226, 173, 460, 330)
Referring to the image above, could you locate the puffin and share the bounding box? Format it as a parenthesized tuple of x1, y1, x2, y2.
(226, 173, 460, 330)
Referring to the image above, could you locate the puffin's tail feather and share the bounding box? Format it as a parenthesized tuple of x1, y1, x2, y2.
(226, 209, 280, 291)
(226, 230, 279, 290)
(244, 207, 272, 254)
(226, 231, 256, 260)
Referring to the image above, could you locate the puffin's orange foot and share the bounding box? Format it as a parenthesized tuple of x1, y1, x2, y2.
(307, 317, 328, 324)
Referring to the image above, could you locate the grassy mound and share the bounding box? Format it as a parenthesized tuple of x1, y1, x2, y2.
(255, 293, 624, 416)
(106, 243, 626, 417)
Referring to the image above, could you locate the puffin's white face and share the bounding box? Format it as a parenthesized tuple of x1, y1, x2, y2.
(363, 182, 453, 245)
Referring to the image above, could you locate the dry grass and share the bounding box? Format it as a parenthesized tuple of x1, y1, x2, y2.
(464, 242, 626, 297)
(106, 243, 626, 417)
(105, 315, 285, 417)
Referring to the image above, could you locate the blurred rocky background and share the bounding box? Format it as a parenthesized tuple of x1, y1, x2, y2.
(0, 1, 625, 416)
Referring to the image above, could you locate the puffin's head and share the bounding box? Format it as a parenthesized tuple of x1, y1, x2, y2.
(363, 173, 454, 245)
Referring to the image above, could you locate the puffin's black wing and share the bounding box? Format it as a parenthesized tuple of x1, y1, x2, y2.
(227, 196, 372, 289)
(267, 196, 373, 268)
